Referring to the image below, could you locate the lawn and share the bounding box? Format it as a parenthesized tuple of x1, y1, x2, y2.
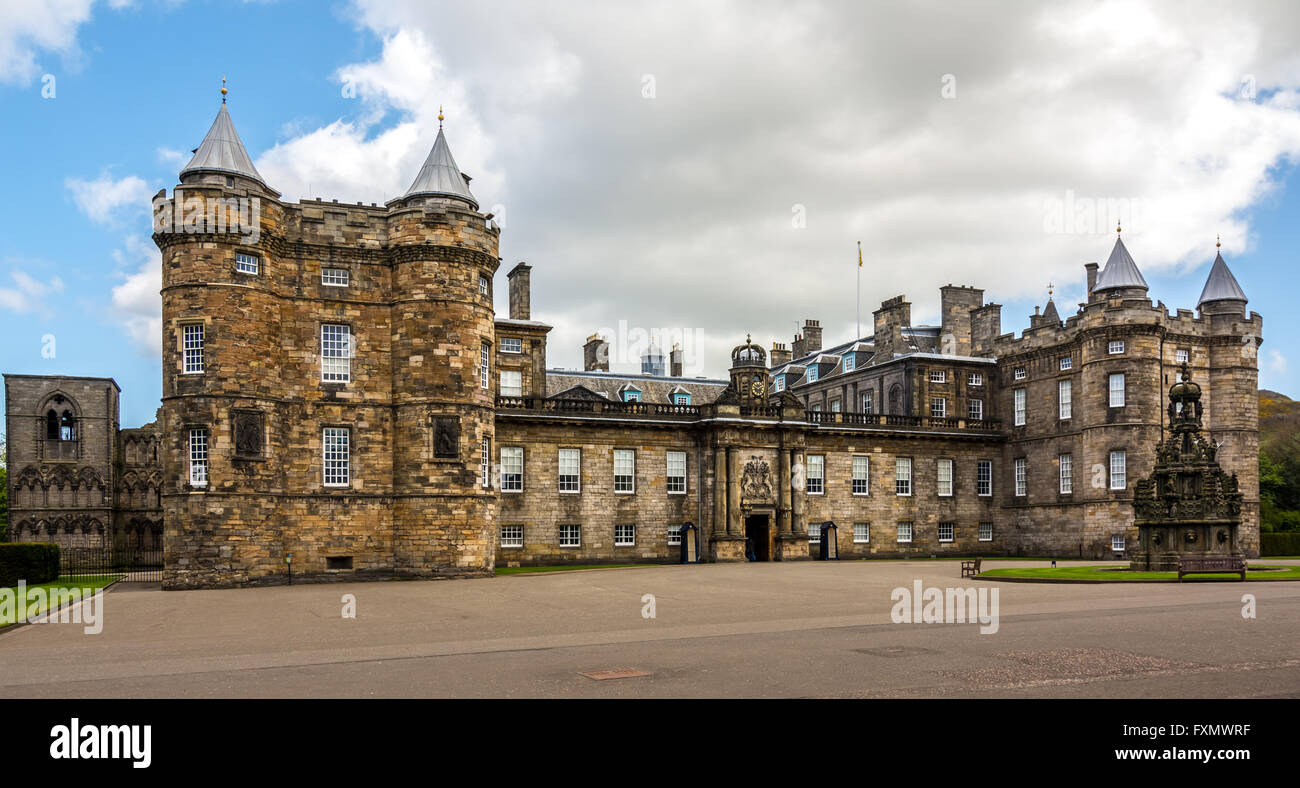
(979, 565, 1300, 582)
(858, 556, 1065, 562)
(496, 564, 649, 575)
(0, 575, 120, 627)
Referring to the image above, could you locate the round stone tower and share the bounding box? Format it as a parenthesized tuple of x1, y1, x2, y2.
(158, 95, 501, 587)
(384, 117, 501, 577)
(157, 93, 289, 588)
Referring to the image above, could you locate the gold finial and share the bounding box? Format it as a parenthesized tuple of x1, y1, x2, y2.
(1116, 219, 1122, 235)
(1216, 233, 1221, 249)
(1047, 282, 1055, 299)
(438, 105, 444, 127)
(221, 76, 227, 103)
(746, 332, 752, 344)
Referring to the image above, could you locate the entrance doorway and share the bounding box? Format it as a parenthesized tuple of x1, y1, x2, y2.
(744, 514, 772, 561)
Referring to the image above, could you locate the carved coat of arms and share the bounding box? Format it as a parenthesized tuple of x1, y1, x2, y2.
(741, 456, 773, 502)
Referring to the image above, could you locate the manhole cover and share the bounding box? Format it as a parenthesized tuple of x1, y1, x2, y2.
(580, 668, 651, 681)
(853, 646, 939, 658)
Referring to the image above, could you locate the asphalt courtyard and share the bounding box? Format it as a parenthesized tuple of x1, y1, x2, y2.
(2, 559, 1298, 698)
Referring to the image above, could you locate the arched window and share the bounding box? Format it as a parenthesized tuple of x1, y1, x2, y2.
(46, 409, 59, 439)
(60, 410, 75, 441)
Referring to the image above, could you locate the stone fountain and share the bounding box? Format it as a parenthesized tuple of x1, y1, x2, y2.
(1130, 363, 1243, 571)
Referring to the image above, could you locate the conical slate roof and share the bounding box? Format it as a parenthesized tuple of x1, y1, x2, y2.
(180, 103, 266, 185)
(1094, 236, 1148, 292)
(1197, 252, 1248, 306)
(404, 127, 477, 207)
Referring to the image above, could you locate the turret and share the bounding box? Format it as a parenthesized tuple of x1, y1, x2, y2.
(729, 335, 769, 405)
(385, 109, 500, 577)
(1197, 242, 1248, 318)
(1091, 225, 1149, 302)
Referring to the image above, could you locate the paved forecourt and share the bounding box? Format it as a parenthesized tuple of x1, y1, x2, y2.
(1, 559, 1297, 698)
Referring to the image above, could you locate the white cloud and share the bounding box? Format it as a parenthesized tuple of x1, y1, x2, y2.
(0, 0, 96, 85)
(253, 0, 1300, 374)
(1269, 349, 1287, 376)
(156, 147, 187, 166)
(65, 171, 155, 225)
(255, 28, 502, 205)
(0, 269, 64, 316)
(110, 236, 161, 355)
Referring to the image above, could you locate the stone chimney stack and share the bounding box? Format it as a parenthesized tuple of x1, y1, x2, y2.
(802, 320, 822, 355)
(769, 342, 791, 368)
(970, 303, 1002, 356)
(792, 332, 806, 360)
(670, 344, 684, 377)
(583, 333, 609, 371)
(1085, 262, 1099, 302)
(939, 284, 983, 356)
(872, 296, 911, 362)
(507, 262, 531, 320)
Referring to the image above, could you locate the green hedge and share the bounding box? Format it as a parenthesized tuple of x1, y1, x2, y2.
(0, 543, 60, 586)
(1261, 532, 1300, 556)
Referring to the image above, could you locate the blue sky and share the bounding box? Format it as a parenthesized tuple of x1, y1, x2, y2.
(1, 0, 1297, 430)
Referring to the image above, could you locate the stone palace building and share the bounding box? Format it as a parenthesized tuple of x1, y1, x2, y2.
(3, 97, 1262, 588)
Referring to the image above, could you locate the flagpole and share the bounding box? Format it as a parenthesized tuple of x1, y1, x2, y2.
(856, 240, 863, 339)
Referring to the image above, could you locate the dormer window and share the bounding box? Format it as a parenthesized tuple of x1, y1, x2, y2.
(623, 390, 641, 403)
(773, 375, 785, 392)
(807, 366, 819, 383)
(673, 393, 691, 405)
(843, 355, 855, 373)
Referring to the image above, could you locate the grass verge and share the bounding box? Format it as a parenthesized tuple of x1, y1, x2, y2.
(0, 574, 120, 627)
(496, 564, 649, 575)
(979, 565, 1300, 582)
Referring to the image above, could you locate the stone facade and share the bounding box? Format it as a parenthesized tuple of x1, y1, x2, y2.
(3, 375, 163, 552)
(768, 240, 1261, 561)
(7, 101, 1259, 586)
(154, 108, 501, 588)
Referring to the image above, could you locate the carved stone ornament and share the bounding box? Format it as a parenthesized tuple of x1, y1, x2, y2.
(741, 456, 773, 502)
(433, 416, 460, 459)
(232, 410, 264, 457)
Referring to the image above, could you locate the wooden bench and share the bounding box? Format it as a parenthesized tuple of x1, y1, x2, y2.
(1177, 556, 1247, 581)
(961, 557, 982, 578)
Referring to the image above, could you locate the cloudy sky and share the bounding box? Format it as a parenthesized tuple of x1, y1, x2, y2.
(1, 0, 1298, 427)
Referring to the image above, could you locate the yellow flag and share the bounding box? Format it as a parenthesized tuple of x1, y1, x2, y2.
(858, 241, 863, 268)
